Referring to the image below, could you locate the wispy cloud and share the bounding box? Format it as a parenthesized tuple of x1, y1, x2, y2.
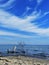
(0, 9, 40, 27)
(0, 0, 16, 9)
(37, 0, 43, 4)
(0, 30, 33, 38)
(0, 9, 49, 38)
(0, 10, 40, 36)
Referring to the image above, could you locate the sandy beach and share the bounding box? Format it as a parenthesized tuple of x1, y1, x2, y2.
(0, 56, 49, 65)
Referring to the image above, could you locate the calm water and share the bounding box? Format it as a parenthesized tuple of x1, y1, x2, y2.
(0, 44, 49, 55)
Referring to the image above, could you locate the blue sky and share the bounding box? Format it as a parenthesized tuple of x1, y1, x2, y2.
(0, 0, 49, 45)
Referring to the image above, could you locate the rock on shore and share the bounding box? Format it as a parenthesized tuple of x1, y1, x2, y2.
(0, 56, 49, 65)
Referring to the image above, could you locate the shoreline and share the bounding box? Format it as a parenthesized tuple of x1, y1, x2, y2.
(0, 55, 49, 65)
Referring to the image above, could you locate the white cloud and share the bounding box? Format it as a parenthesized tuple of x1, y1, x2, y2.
(29, 0, 42, 4)
(0, 9, 40, 28)
(34, 0, 43, 11)
(22, 27, 49, 36)
(0, 0, 16, 9)
(0, 30, 33, 38)
(37, 0, 43, 4)
(34, 11, 49, 27)
(22, 6, 32, 16)
(40, 11, 49, 18)
(37, 19, 48, 26)
(0, 9, 49, 37)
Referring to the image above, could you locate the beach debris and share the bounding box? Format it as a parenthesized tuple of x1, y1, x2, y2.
(7, 46, 17, 54)
(13, 46, 17, 52)
(0, 58, 11, 62)
(4, 63, 8, 65)
(6, 42, 26, 56)
(19, 63, 22, 65)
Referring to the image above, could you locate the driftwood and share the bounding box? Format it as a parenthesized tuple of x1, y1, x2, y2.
(0, 58, 11, 62)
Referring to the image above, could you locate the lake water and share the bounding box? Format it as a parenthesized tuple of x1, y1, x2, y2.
(0, 44, 49, 58)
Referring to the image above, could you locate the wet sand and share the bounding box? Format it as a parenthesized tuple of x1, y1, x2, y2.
(0, 56, 49, 65)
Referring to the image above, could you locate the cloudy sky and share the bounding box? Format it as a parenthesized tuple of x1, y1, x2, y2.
(0, 0, 49, 45)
